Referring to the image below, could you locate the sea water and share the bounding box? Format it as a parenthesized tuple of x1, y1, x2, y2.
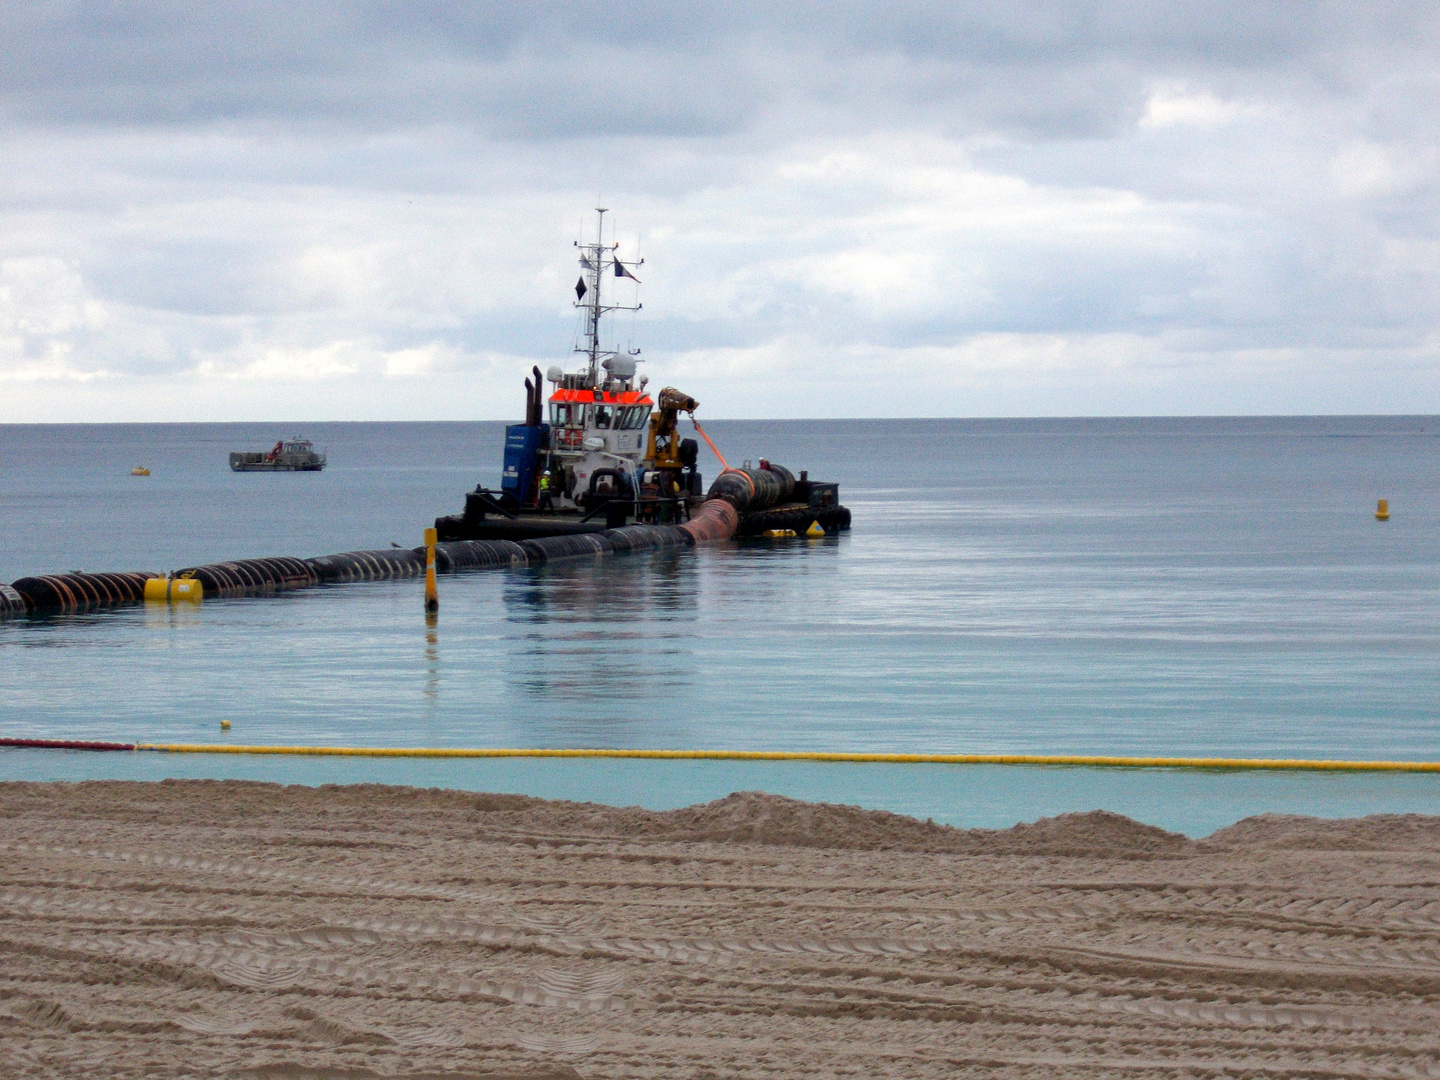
(2, 417, 1439, 835)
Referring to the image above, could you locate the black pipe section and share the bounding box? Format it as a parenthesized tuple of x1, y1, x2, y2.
(310, 548, 425, 583)
(519, 532, 615, 564)
(9, 571, 157, 614)
(1, 583, 28, 619)
(604, 524, 690, 553)
(175, 557, 319, 599)
(706, 462, 794, 513)
(435, 539, 529, 571)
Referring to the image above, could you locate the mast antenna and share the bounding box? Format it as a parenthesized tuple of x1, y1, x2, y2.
(573, 206, 640, 387)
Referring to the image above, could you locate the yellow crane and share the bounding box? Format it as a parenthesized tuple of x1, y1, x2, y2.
(643, 387, 700, 471)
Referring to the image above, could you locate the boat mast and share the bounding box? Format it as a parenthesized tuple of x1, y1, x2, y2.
(574, 207, 640, 388)
(585, 208, 605, 384)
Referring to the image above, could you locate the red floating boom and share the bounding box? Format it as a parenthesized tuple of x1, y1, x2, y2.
(0, 737, 136, 751)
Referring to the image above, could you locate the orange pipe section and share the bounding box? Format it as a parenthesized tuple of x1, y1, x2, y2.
(679, 498, 739, 543)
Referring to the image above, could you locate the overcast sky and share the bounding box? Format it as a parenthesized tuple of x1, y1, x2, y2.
(2, 2, 1438, 420)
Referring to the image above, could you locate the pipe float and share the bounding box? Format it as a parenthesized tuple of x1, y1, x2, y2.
(142, 577, 204, 604)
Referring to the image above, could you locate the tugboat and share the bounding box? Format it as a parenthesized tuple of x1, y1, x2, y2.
(229, 437, 327, 472)
(436, 209, 850, 543)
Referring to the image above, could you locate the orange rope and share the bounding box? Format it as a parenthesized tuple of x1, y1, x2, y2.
(691, 419, 730, 471)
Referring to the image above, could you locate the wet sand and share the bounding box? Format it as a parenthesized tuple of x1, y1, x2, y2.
(2, 780, 1438, 1079)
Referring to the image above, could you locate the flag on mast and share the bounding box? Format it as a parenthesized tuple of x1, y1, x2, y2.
(614, 259, 641, 283)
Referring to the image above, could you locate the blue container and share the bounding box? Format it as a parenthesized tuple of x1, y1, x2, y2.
(501, 424, 549, 506)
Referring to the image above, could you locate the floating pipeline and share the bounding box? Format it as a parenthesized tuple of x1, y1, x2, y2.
(2, 457, 849, 617)
(2, 521, 719, 617)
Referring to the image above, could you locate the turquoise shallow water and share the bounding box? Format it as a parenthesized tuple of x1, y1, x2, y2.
(3, 416, 1439, 833)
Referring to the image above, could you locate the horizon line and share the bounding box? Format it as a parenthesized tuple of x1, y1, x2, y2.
(2, 412, 1439, 427)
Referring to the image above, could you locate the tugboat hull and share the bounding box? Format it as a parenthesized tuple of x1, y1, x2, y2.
(435, 514, 608, 543)
(229, 459, 326, 472)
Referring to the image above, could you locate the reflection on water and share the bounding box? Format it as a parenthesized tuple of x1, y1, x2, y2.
(423, 617, 438, 703)
(144, 600, 204, 633)
(503, 550, 699, 703)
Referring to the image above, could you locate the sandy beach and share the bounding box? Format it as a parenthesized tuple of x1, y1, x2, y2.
(2, 780, 1438, 1078)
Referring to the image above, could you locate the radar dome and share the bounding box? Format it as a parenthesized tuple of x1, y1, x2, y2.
(602, 355, 637, 380)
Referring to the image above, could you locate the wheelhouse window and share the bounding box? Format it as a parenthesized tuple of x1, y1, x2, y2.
(550, 403, 588, 427)
(593, 405, 615, 429)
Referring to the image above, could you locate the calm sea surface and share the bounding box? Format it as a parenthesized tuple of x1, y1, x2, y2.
(3, 417, 1439, 835)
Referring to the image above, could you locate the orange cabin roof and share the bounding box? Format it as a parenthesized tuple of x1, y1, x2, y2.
(548, 388, 652, 406)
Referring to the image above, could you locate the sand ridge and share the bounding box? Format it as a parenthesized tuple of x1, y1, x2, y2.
(1, 780, 1438, 1078)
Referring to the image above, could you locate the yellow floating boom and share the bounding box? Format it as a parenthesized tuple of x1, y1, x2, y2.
(132, 744, 1440, 772)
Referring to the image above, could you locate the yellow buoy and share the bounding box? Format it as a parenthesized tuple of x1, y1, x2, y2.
(1376, 499, 1390, 521)
(130, 467, 150, 476)
(220, 720, 231, 730)
(762, 528, 797, 538)
(805, 521, 825, 537)
(143, 576, 204, 604)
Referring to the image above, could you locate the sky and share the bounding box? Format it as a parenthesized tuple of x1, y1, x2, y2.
(2, 2, 1438, 421)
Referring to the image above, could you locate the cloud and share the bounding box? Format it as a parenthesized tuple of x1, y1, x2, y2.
(0, 258, 113, 383)
(1, 3, 1438, 419)
(1139, 87, 1251, 129)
